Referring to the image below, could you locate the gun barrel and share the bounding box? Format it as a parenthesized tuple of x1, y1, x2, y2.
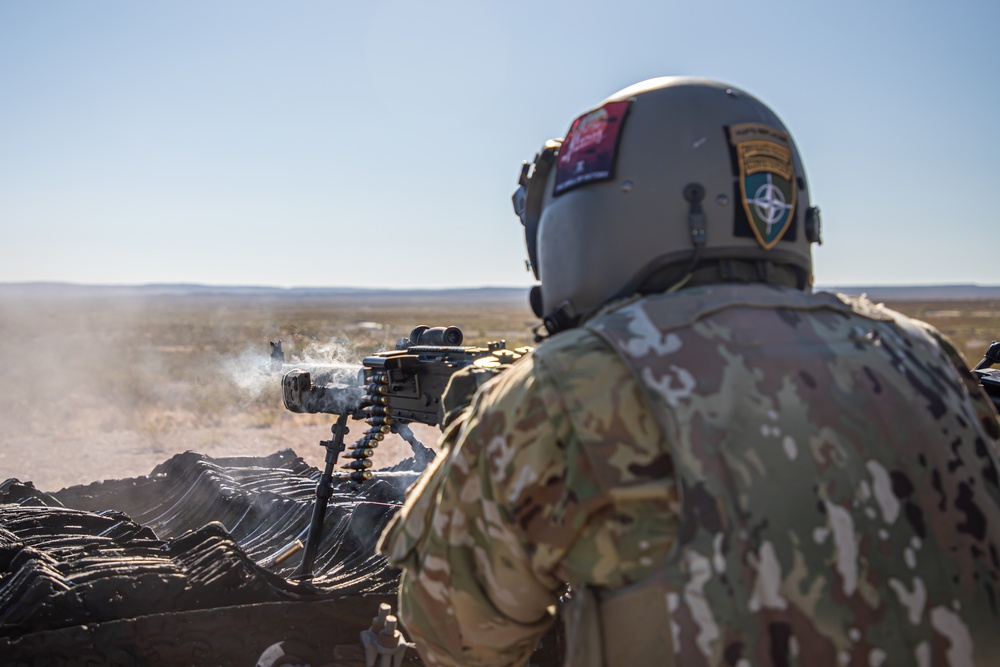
(281, 370, 365, 417)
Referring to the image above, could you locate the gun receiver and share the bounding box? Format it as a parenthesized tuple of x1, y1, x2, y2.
(278, 326, 525, 427)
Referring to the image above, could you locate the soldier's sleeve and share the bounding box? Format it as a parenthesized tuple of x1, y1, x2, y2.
(378, 334, 680, 666)
(377, 358, 568, 667)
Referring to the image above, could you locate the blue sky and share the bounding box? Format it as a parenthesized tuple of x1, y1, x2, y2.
(1, 0, 997, 288)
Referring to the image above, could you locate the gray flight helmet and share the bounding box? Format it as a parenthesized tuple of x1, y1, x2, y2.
(513, 77, 821, 333)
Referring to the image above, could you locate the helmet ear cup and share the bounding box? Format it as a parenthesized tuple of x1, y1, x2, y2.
(513, 140, 562, 281)
(529, 285, 544, 319)
(805, 206, 822, 244)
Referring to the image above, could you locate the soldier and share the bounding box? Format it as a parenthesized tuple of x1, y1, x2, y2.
(379, 77, 1000, 666)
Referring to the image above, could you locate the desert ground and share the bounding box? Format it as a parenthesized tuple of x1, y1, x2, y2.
(0, 289, 997, 492)
(0, 290, 539, 491)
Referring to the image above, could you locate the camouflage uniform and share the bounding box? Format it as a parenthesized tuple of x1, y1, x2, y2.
(380, 283, 1000, 667)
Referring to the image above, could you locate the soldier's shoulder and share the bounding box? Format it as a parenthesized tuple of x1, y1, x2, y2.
(823, 290, 945, 342)
(476, 327, 620, 406)
(824, 290, 902, 321)
(534, 325, 609, 358)
(531, 326, 624, 378)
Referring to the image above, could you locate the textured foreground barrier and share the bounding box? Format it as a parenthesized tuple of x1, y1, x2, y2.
(0, 450, 422, 665)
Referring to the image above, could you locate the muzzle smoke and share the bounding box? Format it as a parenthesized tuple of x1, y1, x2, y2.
(220, 337, 367, 406)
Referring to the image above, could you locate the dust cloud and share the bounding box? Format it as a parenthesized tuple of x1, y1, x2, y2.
(0, 293, 428, 491)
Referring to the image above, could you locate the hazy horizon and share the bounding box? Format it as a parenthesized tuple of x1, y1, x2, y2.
(3, 279, 1000, 293)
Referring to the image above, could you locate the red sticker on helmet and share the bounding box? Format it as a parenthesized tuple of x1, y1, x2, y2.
(553, 100, 631, 196)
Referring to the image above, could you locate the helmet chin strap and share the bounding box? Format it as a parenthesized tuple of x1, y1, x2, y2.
(541, 300, 580, 339)
(532, 183, 708, 341)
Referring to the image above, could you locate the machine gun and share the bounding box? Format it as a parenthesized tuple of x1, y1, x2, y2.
(271, 325, 531, 577)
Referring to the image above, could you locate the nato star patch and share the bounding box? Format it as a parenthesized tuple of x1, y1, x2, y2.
(728, 123, 797, 249)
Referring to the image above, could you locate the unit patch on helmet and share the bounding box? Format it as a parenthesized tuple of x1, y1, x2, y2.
(728, 123, 796, 250)
(553, 100, 631, 196)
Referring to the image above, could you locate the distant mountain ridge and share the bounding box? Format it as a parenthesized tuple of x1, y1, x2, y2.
(1, 281, 999, 302)
(0, 281, 531, 302)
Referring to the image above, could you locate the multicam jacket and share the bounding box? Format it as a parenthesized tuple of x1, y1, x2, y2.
(379, 284, 1000, 667)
